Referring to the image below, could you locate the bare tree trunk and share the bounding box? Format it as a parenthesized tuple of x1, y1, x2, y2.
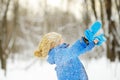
(115, 0, 120, 26)
(83, 0, 91, 27)
(107, 21, 118, 61)
(91, 0, 97, 19)
(99, 0, 105, 27)
(114, 0, 120, 61)
(0, 0, 11, 74)
(105, 0, 114, 61)
(105, 0, 119, 61)
(118, 51, 120, 61)
(8, 0, 18, 62)
(105, 0, 112, 21)
(0, 40, 7, 75)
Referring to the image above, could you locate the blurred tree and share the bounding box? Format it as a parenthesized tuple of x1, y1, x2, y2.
(99, 0, 105, 27)
(0, 0, 11, 74)
(105, 0, 120, 61)
(1, 0, 118, 63)
(0, 0, 18, 74)
(82, 0, 91, 27)
(43, 0, 50, 33)
(10, 0, 19, 61)
(91, 0, 97, 19)
(83, 0, 120, 60)
(115, 0, 120, 25)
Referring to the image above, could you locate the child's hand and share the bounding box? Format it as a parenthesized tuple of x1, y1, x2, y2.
(84, 21, 106, 46)
(84, 21, 102, 41)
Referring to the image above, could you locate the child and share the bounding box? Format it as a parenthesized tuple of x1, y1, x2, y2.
(34, 21, 106, 80)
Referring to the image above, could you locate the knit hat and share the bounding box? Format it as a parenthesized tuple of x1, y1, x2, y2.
(34, 32, 62, 58)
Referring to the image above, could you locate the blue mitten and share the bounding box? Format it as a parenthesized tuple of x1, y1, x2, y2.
(84, 21, 102, 41)
(95, 34, 106, 46)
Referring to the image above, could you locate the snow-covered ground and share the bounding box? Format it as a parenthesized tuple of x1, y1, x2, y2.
(0, 57, 120, 80)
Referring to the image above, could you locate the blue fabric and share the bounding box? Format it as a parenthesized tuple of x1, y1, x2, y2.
(95, 34, 106, 46)
(89, 21, 102, 35)
(47, 38, 95, 80)
(84, 21, 106, 46)
(84, 21, 102, 42)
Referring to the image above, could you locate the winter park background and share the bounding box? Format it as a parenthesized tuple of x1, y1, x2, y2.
(0, 0, 120, 80)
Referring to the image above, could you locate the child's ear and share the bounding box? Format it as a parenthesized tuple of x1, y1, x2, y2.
(34, 50, 42, 57)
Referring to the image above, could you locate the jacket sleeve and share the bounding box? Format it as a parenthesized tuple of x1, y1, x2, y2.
(69, 37, 95, 56)
(47, 49, 55, 64)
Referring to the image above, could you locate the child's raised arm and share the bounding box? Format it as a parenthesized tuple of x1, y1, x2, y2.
(69, 37, 95, 56)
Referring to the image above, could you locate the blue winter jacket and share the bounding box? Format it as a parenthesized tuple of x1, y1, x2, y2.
(47, 38, 95, 80)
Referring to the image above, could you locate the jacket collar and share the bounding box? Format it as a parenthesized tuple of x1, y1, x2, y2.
(57, 43, 69, 48)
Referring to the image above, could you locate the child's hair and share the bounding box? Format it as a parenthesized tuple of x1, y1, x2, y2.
(34, 32, 62, 58)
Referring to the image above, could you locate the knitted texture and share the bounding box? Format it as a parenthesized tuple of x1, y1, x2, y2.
(84, 21, 106, 46)
(84, 21, 101, 41)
